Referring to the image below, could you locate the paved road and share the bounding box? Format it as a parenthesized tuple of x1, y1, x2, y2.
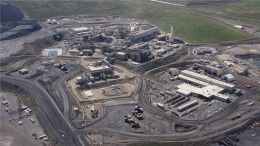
(54, 70, 80, 120)
(0, 75, 86, 146)
(150, 0, 186, 7)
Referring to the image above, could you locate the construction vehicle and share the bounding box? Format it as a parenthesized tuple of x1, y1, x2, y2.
(127, 118, 135, 123)
(2, 100, 8, 105)
(135, 106, 143, 113)
(251, 121, 260, 128)
(247, 102, 255, 106)
(30, 118, 35, 123)
(124, 115, 139, 127)
(135, 113, 143, 120)
(231, 114, 241, 121)
(130, 120, 139, 127)
(124, 115, 132, 123)
(39, 134, 47, 139)
(132, 110, 138, 115)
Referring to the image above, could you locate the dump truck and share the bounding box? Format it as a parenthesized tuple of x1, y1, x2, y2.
(30, 118, 35, 123)
(135, 106, 143, 113)
(130, 120, 139, 126)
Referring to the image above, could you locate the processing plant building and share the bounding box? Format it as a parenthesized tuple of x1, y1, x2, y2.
(177, 70, 235, 102)
(128, 26, 160, 42)
(180, 70, 235, 91)
(204, 65, 224, 76)
(177, 83, 230, 102)
(76, 59, 119, 85)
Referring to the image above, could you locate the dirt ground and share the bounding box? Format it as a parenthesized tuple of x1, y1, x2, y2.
(67, 60, 139, 102)
(68, 78, 136, 102)
(81, 83, 135, 101)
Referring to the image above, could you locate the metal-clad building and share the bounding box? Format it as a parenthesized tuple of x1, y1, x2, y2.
(181, 70, 235, 91)
(177, 100, 198, 112)
(115, 52, 127, 61)
(204, 65, 224, 76)
(128, 26, 160, 42)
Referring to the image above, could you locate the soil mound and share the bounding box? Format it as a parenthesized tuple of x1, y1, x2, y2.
(0, 1, 24, 22)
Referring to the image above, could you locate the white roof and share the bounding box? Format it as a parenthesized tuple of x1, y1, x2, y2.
(169, 68, 179, 72)
(177, 83, 229, 100)
(234, 25, 243, 29)
(178, 74, 209, 86)
(176, 88, 191, 95)
(19, 68, 28, 72)
(181, 70, 235, 89)
(155, 49, 165, 53)
(224, 74, 235, 79)
(214, 93, 230, 100)
(76, 76, 82, 80)
(177, 83, 224, 98)
(156, 103, 164, 106)
(84, 90, 93, 97)
(69, 49, 79, 52)
(224, 61, 235, 66)
(116, 52, 126, 55)
(72, 27, 89, 32)
(88, 65, 110, 72)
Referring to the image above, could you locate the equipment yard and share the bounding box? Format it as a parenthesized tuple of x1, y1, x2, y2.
(0, 87, 49, 146)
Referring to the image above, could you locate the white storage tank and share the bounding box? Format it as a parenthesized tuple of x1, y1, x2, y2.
(47, 19, 52, 24)
(52, 19, 57, 24)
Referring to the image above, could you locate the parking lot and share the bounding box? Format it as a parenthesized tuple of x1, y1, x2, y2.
(0, 91, 49, 146)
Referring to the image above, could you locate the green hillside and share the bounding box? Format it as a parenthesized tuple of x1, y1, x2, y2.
(8, 0, 253, 42)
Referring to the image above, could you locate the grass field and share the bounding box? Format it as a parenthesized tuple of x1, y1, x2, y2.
(196, 0, 260, 25)
(7, 0, 253, 42)
(161, 0, 243, 6)
(233, 0, 260, 11)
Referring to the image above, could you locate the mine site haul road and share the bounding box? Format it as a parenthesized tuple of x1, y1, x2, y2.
(0, 75, 87, 146)
(1, 52, 260, 145)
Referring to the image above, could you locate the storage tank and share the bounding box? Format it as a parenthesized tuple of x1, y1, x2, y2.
(52, 19, 57, 24)
(47, 19, 52, 24)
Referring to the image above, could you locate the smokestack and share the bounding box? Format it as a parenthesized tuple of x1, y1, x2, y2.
(170, 26, 173, 36)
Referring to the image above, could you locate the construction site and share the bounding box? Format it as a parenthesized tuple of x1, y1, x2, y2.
(43, 16, 183, 66)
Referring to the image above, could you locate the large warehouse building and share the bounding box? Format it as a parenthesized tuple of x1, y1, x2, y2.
(177, 70, 235, 102)
(177, 83, 230, 102)
(180, 70, 235, 91)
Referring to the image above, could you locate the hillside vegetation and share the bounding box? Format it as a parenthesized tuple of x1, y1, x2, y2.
(195, 0, 260, 25)
(161, 0, 243, 6)
(7, 0, 253, 42)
